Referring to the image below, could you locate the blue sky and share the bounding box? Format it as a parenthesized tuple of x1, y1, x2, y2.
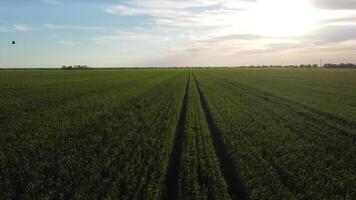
(1, 0, 356, 67)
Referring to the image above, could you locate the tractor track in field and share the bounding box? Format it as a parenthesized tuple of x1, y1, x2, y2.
(192, 73, 248, 200)
(163, 73, 190, 200)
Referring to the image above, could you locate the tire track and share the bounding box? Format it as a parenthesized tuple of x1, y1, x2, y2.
(192, 73, 248, 200)
(163, 73, 190, 200)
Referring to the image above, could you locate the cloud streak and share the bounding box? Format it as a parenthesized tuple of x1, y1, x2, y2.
(57, 40, 80, 46)
(13, 24, 30, 31)
(105, 0, 254, 28)
(0, 23, 105, 32)
(312, 0, 356, 10)
(40, 0, 63, 6)
(43, 23, 105, 31)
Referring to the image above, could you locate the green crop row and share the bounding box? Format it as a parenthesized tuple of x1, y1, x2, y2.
(0, 70, 188, 199)
(200, 69, 356, 123)
(193, 70, 356, 200)
(176, 74, 230, 200)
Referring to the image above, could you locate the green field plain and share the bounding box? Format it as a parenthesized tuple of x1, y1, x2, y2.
(0, 69, 355, 199)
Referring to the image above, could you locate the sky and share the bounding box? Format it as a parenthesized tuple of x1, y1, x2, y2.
(1, 0, 356, 68)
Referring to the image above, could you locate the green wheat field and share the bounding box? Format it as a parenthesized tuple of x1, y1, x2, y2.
(0, 68, 355, 200)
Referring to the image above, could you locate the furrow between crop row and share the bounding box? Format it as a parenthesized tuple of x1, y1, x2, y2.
(163, 73, 191, 200)
(192, 73, 248, 200)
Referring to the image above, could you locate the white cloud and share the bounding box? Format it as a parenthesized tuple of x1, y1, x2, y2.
(58, 40, 80, 46)
(105, 0, 253, 28)
(40, 0, 63, 6)
(13, 24, 30, 31)
(1, 23, 105, 33)
(0, 26, 10, 32)
(43, 23, 105, 31)
(104, 0, 356, 61)
(91, 29, 175, 56)
(312, 0, 356, 10)
(105, 0, 356, 35)
(93, 30, 169, 44)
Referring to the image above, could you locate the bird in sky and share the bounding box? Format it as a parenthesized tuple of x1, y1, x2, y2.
(12, 41, 16, 44)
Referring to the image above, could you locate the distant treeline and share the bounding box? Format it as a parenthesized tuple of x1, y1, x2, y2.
(240, 64, 319, 68)
(61, 65, 90, 70)
(323, 63, 356, 69)
(55, 63, 356, 70)
(234, 63, 356, 69)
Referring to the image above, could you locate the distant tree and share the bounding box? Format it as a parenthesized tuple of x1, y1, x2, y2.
(324, 63, 356, 69)
(61, 65, 89, 70)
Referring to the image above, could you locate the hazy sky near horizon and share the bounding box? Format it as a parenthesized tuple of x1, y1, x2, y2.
(1, 0, 356, 67)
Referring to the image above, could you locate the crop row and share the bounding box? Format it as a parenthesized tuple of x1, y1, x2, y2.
(193, 71, 356, 200)
(0, 70, 188, 199)
(173, 74, 231, 200)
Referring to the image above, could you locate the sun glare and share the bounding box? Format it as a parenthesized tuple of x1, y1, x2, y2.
(253, 0, 318, 37)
